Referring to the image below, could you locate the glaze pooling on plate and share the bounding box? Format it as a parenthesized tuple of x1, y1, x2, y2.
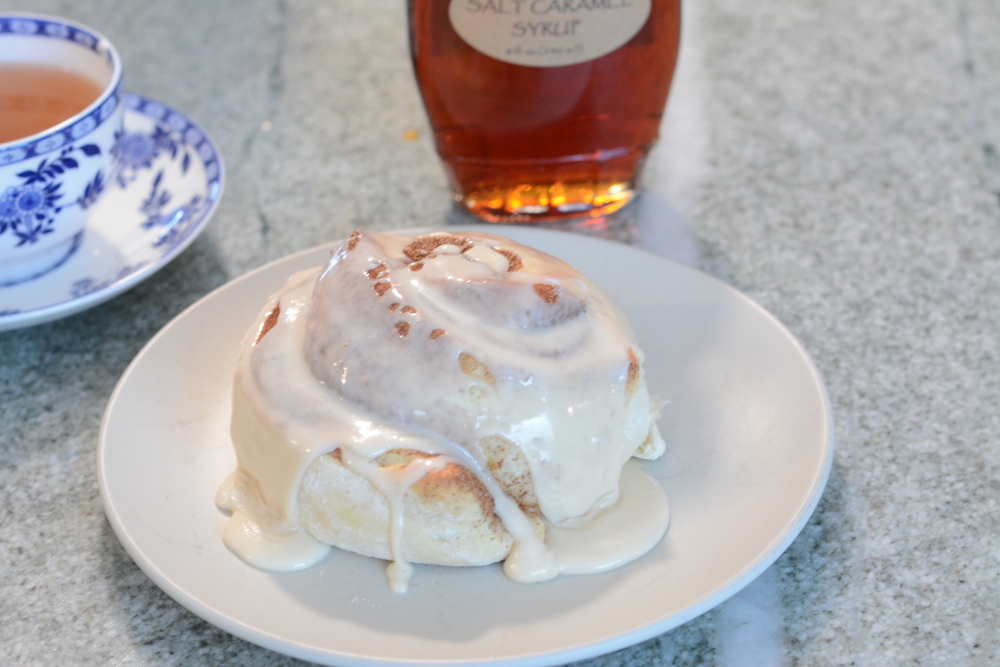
(98, 227, 832, 667)
(217, 230, 669, 592)
(0, 92, 224, 331)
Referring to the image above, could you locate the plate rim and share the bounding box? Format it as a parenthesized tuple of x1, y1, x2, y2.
(0, 92, 226, 331)
(98, 226, 834, 667)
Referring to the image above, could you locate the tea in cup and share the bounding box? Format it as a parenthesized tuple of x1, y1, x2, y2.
(0, 14, 123, 285)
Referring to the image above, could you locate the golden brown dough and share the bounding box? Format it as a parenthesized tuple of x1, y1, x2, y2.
(298, 448, 544, 566)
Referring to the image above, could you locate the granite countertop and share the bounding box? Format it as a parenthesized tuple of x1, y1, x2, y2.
(2, 1, 999, 665)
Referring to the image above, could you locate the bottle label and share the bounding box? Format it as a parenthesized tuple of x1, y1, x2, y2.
(448, 0, 652, 68)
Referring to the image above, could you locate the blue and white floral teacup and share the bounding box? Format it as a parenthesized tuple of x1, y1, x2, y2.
(0, 14, 123, 286)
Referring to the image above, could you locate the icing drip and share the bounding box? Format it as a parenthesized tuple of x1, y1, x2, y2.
(545, 460, 669, 575)
(215, 468, 331, 570)
(338, 447, 449, 592)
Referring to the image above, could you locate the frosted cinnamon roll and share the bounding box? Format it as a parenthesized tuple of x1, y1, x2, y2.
(216, 230, 667, 592)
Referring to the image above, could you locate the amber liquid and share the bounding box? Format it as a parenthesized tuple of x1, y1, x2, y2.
(0, 65, 103, 143)
(409, 0, 681, 222)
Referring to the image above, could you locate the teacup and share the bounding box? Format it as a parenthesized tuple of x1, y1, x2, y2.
(0, 14, 123, 286)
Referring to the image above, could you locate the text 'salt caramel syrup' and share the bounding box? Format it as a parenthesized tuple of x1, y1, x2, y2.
(409, 0, 681, 223)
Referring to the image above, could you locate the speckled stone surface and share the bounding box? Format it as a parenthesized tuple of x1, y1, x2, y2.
(2, 1, 999, 665)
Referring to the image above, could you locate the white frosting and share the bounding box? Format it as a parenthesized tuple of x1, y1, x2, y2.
(216, 231, 667, 591)
(546, 460, 669, 575)
(337, 447, 448, 593)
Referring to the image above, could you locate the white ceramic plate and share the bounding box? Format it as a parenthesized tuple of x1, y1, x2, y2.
(99, 227, 832, 667)
(0, 93, 224, 331)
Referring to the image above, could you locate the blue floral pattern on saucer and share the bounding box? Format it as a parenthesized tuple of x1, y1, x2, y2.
(0, 93, 225, 331)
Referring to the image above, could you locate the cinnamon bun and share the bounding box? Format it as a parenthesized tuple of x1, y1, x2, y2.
(216, 230, 668, 592)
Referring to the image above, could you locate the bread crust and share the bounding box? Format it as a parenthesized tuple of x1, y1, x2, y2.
(298, 448, 545, 566)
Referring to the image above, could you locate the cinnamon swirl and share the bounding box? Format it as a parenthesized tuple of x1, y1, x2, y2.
(216, 230, 668, 592)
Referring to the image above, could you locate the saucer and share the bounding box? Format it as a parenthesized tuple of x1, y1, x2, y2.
(0, 93, 224, 332)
